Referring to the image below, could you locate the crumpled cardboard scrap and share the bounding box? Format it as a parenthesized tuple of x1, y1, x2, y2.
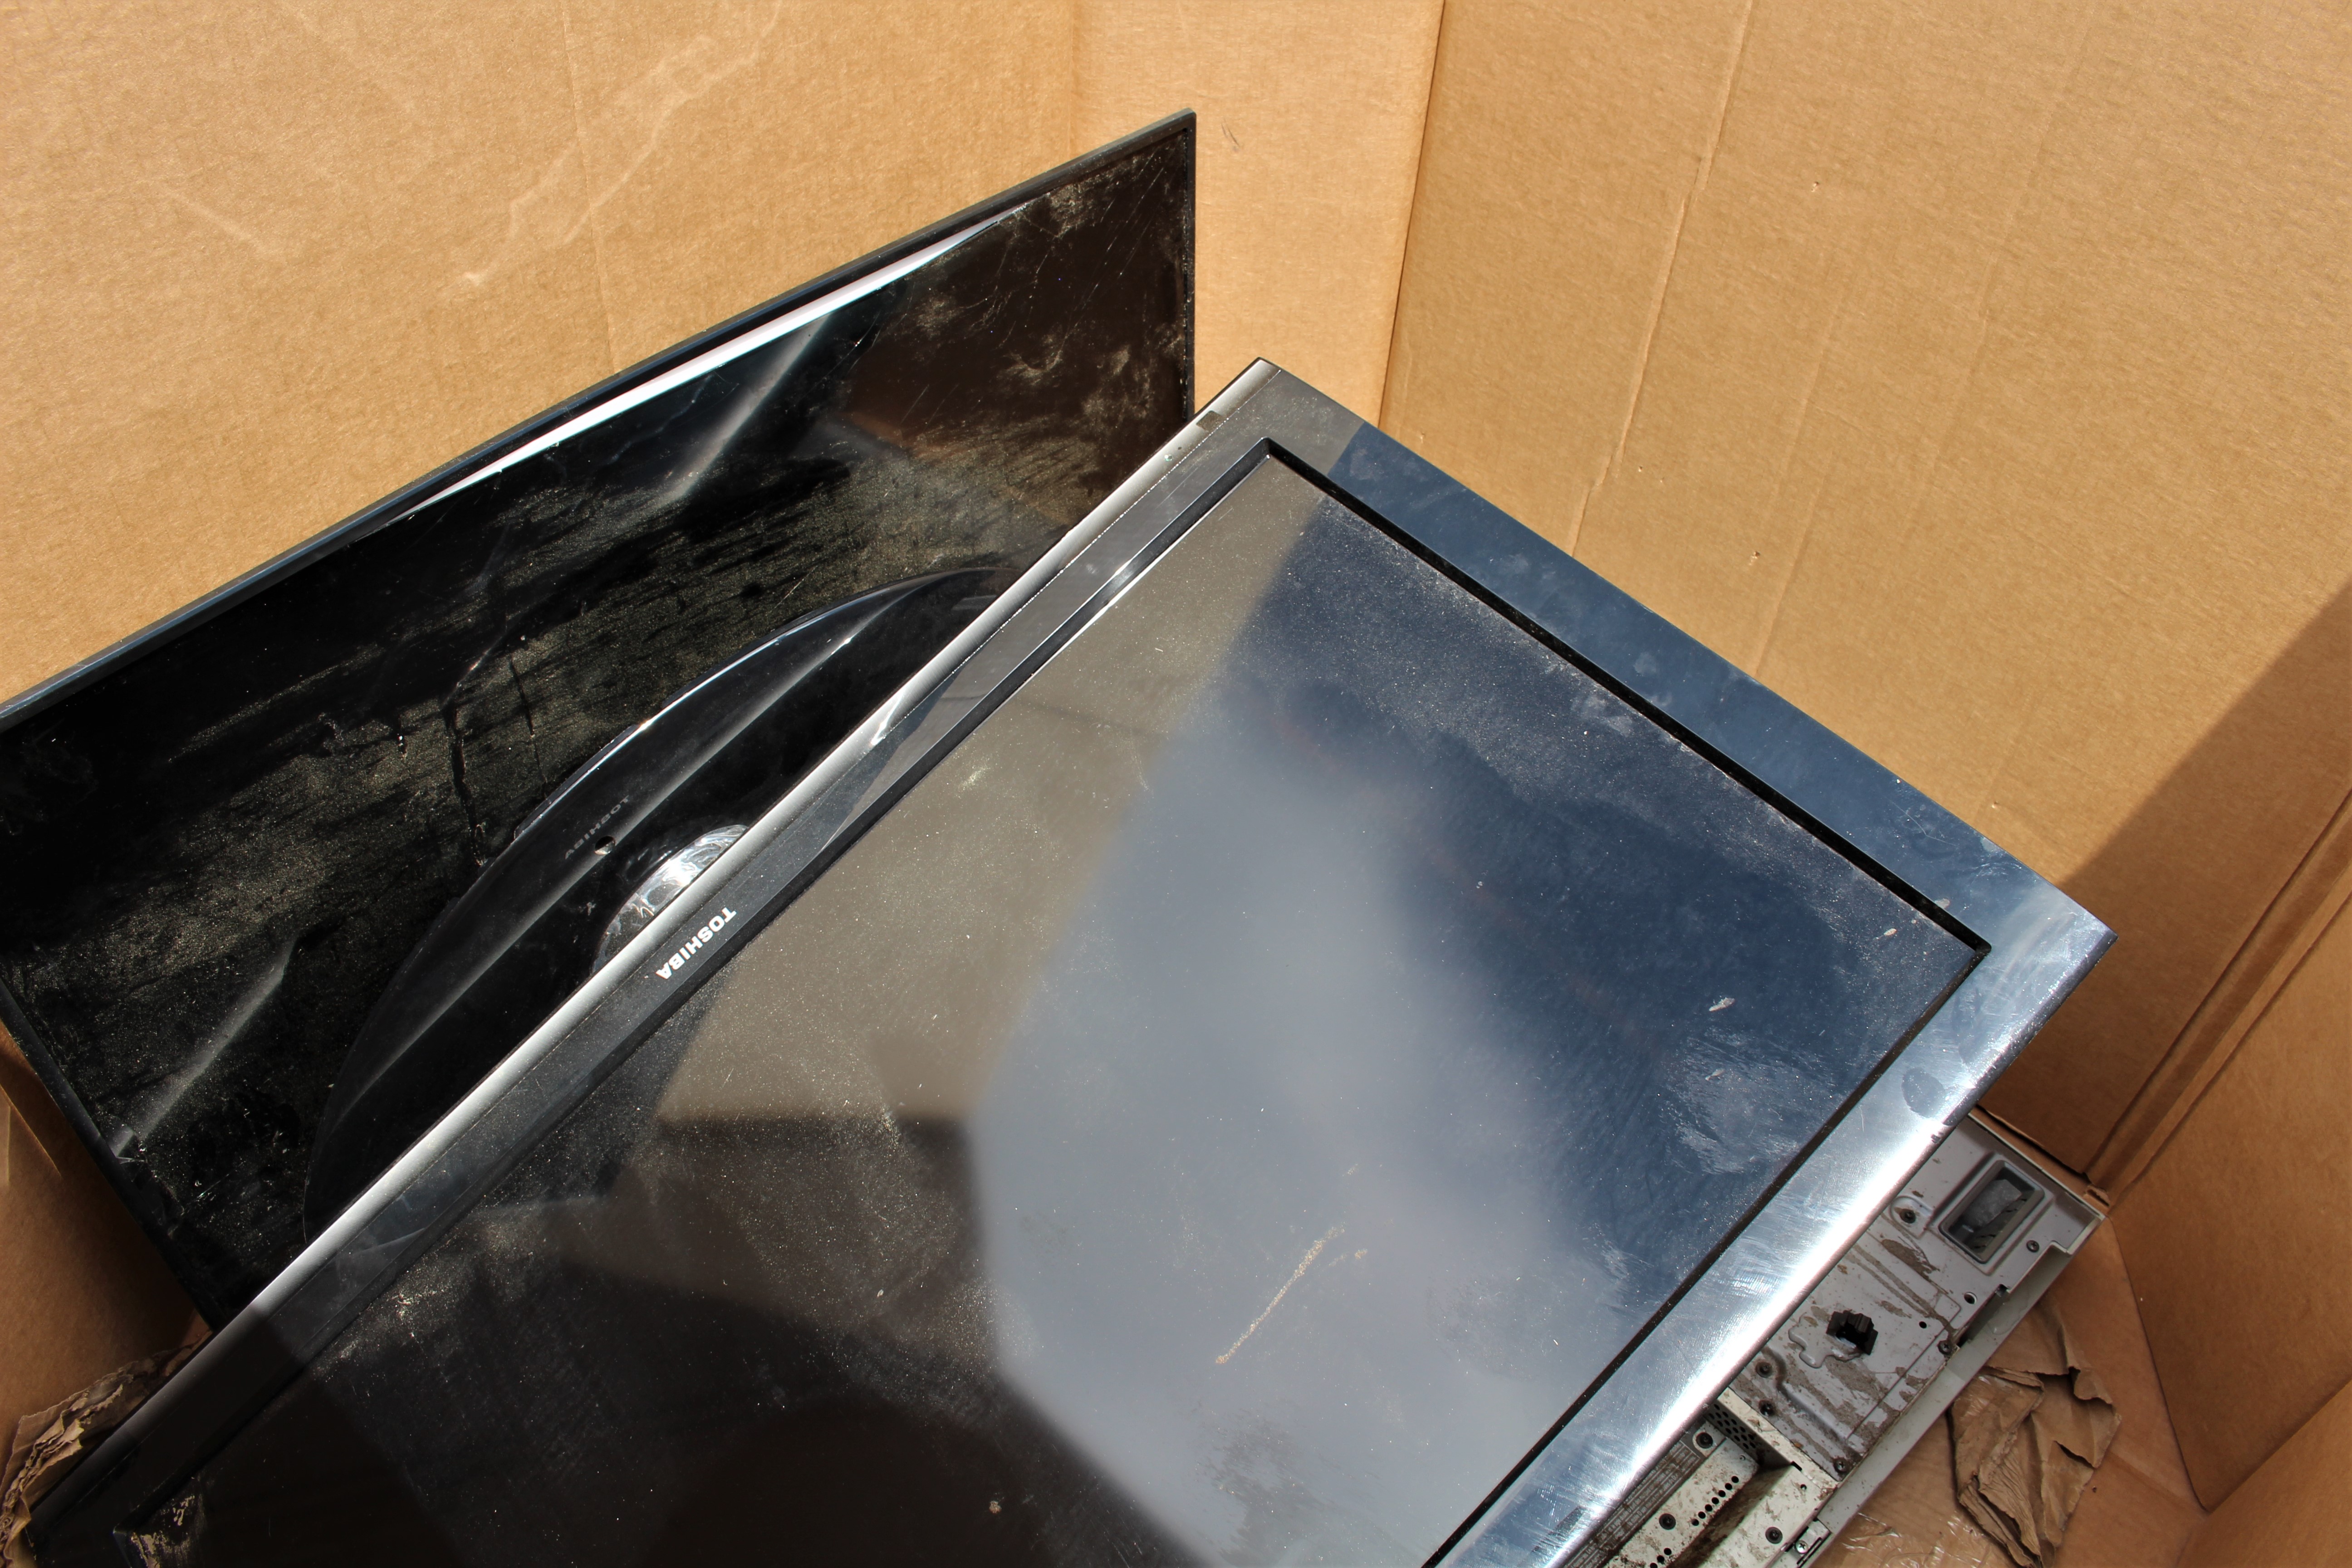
(1827, 1415, 2009, 1568)
(0, 1339, 203, 1568)
(1949, 1301, 2120, 1568)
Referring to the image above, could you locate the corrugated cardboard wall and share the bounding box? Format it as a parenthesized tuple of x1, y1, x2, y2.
(1382, 0, 2352, 1177)
(2175, 1379, 2352, 1568)
(0, 0, 1075, 704)
(0, 0, 1448, 708)
(2117, 895, 2352, 1507)
(0, 1034, 193, 1449)
(1072, 0, 1444, 420)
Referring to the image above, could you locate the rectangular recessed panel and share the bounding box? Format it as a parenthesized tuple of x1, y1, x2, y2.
(136, 460, 1974, 1566)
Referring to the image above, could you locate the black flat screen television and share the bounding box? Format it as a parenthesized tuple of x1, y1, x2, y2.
(0, 117, 1195, 1321)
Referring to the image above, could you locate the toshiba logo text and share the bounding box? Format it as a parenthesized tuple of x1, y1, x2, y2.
(655, 907, 737, 980)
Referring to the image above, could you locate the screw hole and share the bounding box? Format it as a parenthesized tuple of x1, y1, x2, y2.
(1765, 1526, 1784, 1545)
(593, 836, 616, 855)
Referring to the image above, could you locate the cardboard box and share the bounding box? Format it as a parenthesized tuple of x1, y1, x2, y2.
(4, 3, 2345, 1560)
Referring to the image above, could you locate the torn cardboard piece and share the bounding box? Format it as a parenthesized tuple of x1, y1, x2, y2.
(0, 1336, 204, 1568)
(1950, 1301, 2121, 1568)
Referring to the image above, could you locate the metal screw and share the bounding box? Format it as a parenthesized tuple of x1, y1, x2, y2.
(1660, 1514, 1677, 1530)
(1759, 1400, 1777, 1418)
(1896, 1207, 1917, 1225)
(1766, 1527, 1784, 1545)
(1833, 1457, 1850, 1475)
(1754, 1360, 1773, 1378)
(1696, 1432, 1715, 1449)
(2027, 1240, 2041, 1253)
